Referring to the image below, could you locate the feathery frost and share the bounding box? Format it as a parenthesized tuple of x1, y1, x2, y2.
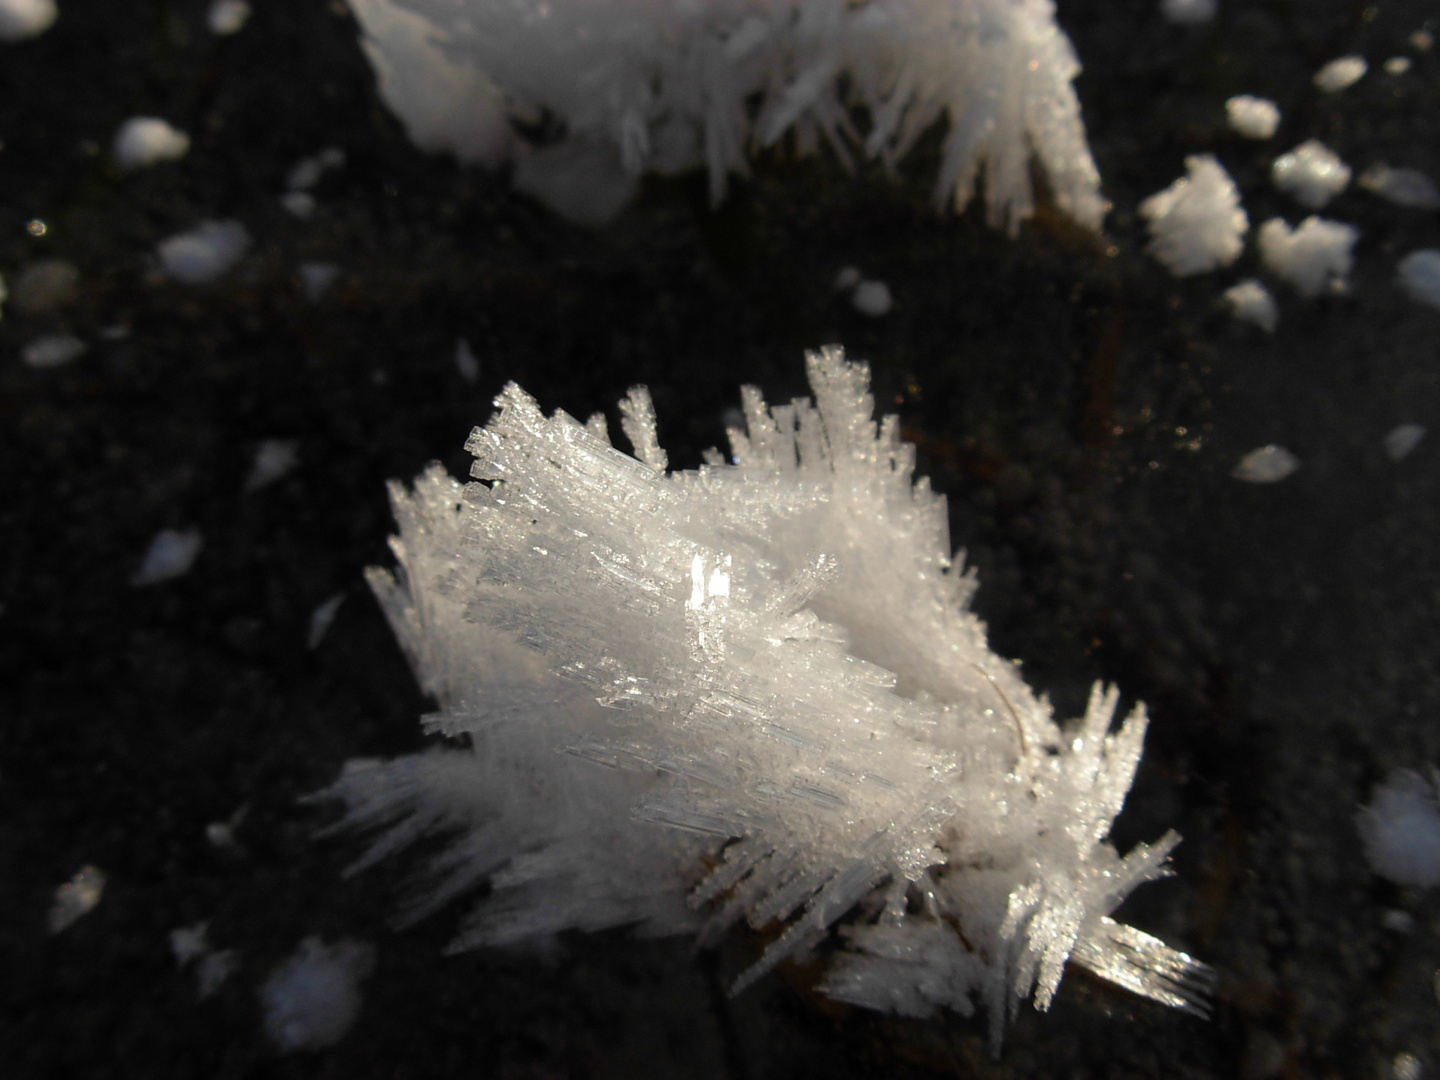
(346, 0, 1106, 232)
(316, 348, 1209, 1048)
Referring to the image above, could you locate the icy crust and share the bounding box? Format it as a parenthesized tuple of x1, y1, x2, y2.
(347, 0, 1106, 233)
(317, 348, 1209, 1047)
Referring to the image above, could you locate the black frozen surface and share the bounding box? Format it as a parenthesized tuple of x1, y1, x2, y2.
(3, 1, 1440, 1077)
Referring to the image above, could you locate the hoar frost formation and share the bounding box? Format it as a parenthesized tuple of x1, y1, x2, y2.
(319, 349, 1211, 1046)
(346, 0, 1105, 232)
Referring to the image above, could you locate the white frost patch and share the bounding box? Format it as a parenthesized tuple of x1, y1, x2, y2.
(298, 262, 339, 303)
(23, 334, 87, 369)
(1160, 0, 1216, 25)
(307, 593, 345, 650)
(1384, 424, 1426, 462)
(1223, 279, 1278, 333)
(1140, 155, 1247, 276)
(1313, 55, 1367, 93)
(48, 865, 105, 934)
(851, 280, 893, 317)
(158, 220, 250, 284)
(1383, 56, 1412, 76)
(0, 0, 57, 42)
(1358, 164, 1440, 210)
(1271, 140, 1350, 209)
(246, 439, 299, 492)
(455, 338, 479, 383)
(1233, 445, 1299, 483)
(1225, 95, 1280, 140)
(113, 117, 190, 170)
(1397, 250, 1440, 311)
(281, 192, 316, 219)
(261, 937, 375, 1053)
(207, 0, 250, 35)
(132, 528, 203, 586)
(1258, 216, 1358, 298)
(1357, 770, 1440, 888)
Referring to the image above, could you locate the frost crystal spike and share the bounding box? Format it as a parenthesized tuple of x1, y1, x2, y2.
(317, 348, 1211, 1049)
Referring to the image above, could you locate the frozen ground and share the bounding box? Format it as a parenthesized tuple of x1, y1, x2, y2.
(3, 1, 1440, 1077)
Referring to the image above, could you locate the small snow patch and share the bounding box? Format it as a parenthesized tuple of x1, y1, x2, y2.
(1383, 56, 1412, 75)
(455, 338, 479, 383)
(1357, 769, 1440, 888)
(1313, 55, 1367, 93)
(1384, 423, 1426, 462)
(207, 0, 250, 35)
(0, 0, 56, 42)
(281, 192, 316, 219)
(851, 280, 893, 317)
(158, 220, 250, 284)
(1397, 250, 1440, 311)
(1225, 95, 1280, 140)
(261, 937, 375, 1053)
(287, 147, 345, 192)
(307, 593, 345, 650)
(1140, 155, 1247, 276)
(113, 117, 190, 170)
(1223, 279, 1278, 332)
(298, 262, 339, 303)
(1232, 445, 1299, 483)
(48, 865, 105, 934)
(132, 528, 203, 586)
(23, 334, 86, 369)
(1271, 140, 1350, 209)
(246, 439, 299, 491)
(1258, 216, 1358, 298)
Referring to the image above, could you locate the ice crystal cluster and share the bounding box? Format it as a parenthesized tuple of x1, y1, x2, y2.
(346, 0, 1106, 232)
(318, 349, 1210, 1047)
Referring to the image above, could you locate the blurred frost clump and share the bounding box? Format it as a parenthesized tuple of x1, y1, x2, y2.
(1140, 154, 1247, 276)
(1357, 770, 1440, 888)
(316, 348, 1211, 1049)
(345, 0, 1105, 232)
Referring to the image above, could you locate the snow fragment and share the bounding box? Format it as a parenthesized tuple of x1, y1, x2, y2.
(286, 147, 345, 192)
(1233, 445, 1299, 483)
(131, 528, 203, 586)
(1160, 0, 1215, 25)
(246, 439, 299, 492)
(455, 338, 479, 383)
(1258, 216, 1358, 298)
(298, 262, 339, 303)
(171, 922, 211, 966)
(307, 593, 345, 650)
(851, 280, 893, 317)
(1271, 140, 1350, 209)
(197, 949, 239, 998)
(1313, 55, 1366, 93)
(1357, 770, 1440, 888)
(1381, 909, 1415, 933)
(1358, 164, 1440, 209)
(1383, 56, 1412, 75)
(1384, 424, 1426, 462)
(22, 333, 86, 369)
(1397, 250, 1440, 311)
(112, 117, 190, 170)
(157, 220, 250, 284)
(261, 937, 375, 1053)
(281, 192, 316, 219)
(1140, 154, 1248, 276)
(11, 259, 78, 315)
(48, 865, 105, 934)
(833, 266, 862, 292)
(345, 0, 1108, 233)
(1223, 279, 1278, 332)
(207, 0, 249, 35)
(1225, 95, 1280, 140)
(1393, 1052, 1423, 1080)
(0, 0, 56, 42)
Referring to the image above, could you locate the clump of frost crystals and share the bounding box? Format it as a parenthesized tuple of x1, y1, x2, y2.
(316, 348, 1211, 1049)
(345, 0, 1106, 233)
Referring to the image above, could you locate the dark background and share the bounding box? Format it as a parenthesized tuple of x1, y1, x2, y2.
(3, 0, 1439, 1076)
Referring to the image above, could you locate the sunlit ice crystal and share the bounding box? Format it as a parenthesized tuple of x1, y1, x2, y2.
(314, 347, 1211, 1051)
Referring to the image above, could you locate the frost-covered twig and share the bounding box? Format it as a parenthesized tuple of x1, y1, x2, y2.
(316, 348, 1208, 1049)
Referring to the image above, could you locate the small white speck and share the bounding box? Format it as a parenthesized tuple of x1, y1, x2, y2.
(298, 262, 339, 303)
(455, 338, 480, 383)
(1160, 0, 1215, 24)
(207, 0, 250, 35)
(308, 593, 346, 649)
(1383, 56, 1413, 75)
(23, 333, 87, 369)
(1393, 1051, 1422, 1080)
(48, 865, 105, 934)
(171, 922, 211, 966)
(1380, 908, 1415, 933)
(246, 439, 299, 492)
(113, 117, 190, 170)
(851, 280, 893, 317)
(1233, 445, 1299, 483)
(282, 191, 316, 219)
(158, 220, 250, 284)
(1223, 279, 1278, 332)
(1384, 423, 1426, 462)
(833, 266, 862, 292)
(1409, 30, 1433, 53)
(132, 528, 203, 586)
(1313, 55, 1367, 93)
(1397, 250, 1440, 311)
(1358, 164, 1440, 210)
(1225, 95, 1280, 140)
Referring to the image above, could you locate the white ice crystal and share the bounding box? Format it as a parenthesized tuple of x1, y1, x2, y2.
(1271, 140, 1350, 210)
(1224, 95, 1279, 141)
(1258, 216, 1358, 298)
(345, 0, 1107, 233)
(1359, 164, 1440, 210)
(1223, 279, 1278, 333)
(261, 937, 375, 1052)
(1397, 250, 1440, 312)
(112, 117, 190, 170)
(157, 220, 250, 284)
(1140, 155, 1247, 277)
(1313, 55, 1366, 93)
(1232, 444, 1299, 483)
(316, 348, 1211, 1048)
(1357, 770, 1440, 888)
